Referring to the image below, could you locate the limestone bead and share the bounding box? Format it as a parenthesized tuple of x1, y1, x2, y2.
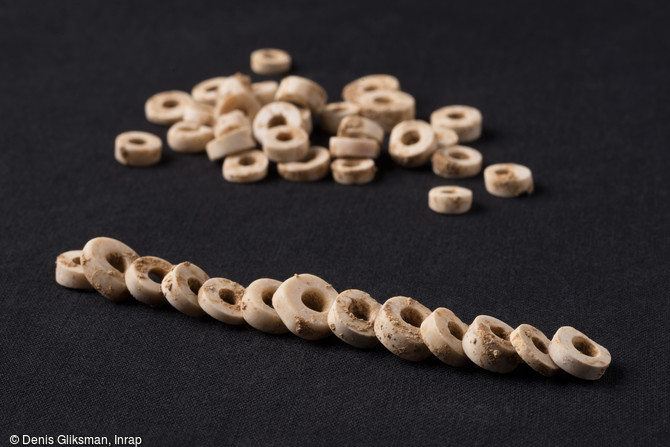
(329, 136, 380, 159)
(55, 250, 92, 290)
(253, 101, 305, 144)
(434, 127, 459, 148)
(191, 77, 229, 105)
(145, 90, 191, 125)
(277, 146, 330, 182)
(198, 278, 246, 325)
(275, 76, 327, 114)
(183, 101, 214, 126)
(125, 256, 173, 307)
(240, 278, 288, 334)
(262, 125, 309, 163)
(484, 163, 534, 198)
(80, 237, 139, 301)
(214, 91, 261, 122)
(114, 131, 162, 167)
(222, 150, 269, 183)
(252, 80, 279, 105)
(342, 74, 400, 104)
(218, 73, 252, 98)
(357, 90, 415, 132)
(462, 315, 521, 374)
(331, 158, 376, 185)
(389, 120, 437, 168)
(327, 289, 381, 349)
(428, 186, 473, 215)
(320, 102, 360, 134)
(214, 110, 251, 138)
(430, 105, 482, 143)
(337, 115, 384, 145)
(548, 326, 611, 380)
(167, 121, 213, 153)
(250, 48, 292, 75)
(510, 324, 560, 377)
(431, 145, 483, 178)
(205, 127, 256, 161)
(374, 296, 432, 361)
(420, 308, 470, 367)
(161, 262, 209, 317)
(272, 273, 338, 340)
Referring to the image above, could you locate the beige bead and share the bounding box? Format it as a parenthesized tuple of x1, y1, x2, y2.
(166, 121, 213, 153)
(222, 149, 269, 183)
(191, 77, 229, 105)
(214, 110, 251, 138)
(357, 90, 415, 132)
(548, 326, 611, 380)
(431, 145, 483, 178)
(462, 315, 521, 373)
(278, 146, 330, 182)
(253, 101, 305, 145)
(275, 76, 327, 114)
(434, 127, 459, 147)
(374, 296, 432, 361)
(125, 256, 173, 307)
(320, 102, 361, 134)
(183, 101, 214, 126)
(298, 106, 313, 134)
(342, 74, 400, 104)
(327, 289, 381, 349)
(205, 127, 256, 161)
(198, 277, 246, 325)
(420, 307, 470, 367)
(215, 91, 261, 122)
(262, 125, 309, 163)
(428, 186, 473, 215)
(510, 324, 559, 377)
(389, 120, 437, 168)
(329, 136, 380, 159)
(80, 237, 139, 301)
(250, 48, 292, 75)
(272, 273, 338, 340)
(218, 74, 252, 98)
(114, 131, 162, 167)
(337, 115, 384, 145)
(240, 278, 288, 334)
(55, 250, 92, 290)
(161, 261, 209, 317)
(484, 163, 534, 198)
(331, 158, 376, 185)
(252, 80, 279, 105)
(145, 90, 191, 125)
(430, 105, 482, 143)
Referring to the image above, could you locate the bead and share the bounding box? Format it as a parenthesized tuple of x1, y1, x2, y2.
(331, 158, 376, 185)
(420, 307, 470, 367)
(272, 273, 338, 340)
(320, 102, 360, 134)
(357, 90, 415, 132)
(329, 136, 380, 159)
(183, 101, 214, 126)
(462, 315, 521, 373)
(510, 324, 559, 377)
(145, 90, 191, 125)
(275, 76, 327, 114)
(548, 326, 611, 380)
(342, 74, 400, 104)
(374, 296, 432, 361)
(161, 261, 209, 317)
(114, 131, 162, 167)
(484, 163, 534, 198)
(252, 80, 279, 105)
(430, 105, 482, 143)
(167, 121, 213, 153)
(431, 145, 482, 178)
(240, 278, 288, 334)
(125, 256, 173, 307)
(389, 120, 437, 167)
(428, 186, 473, 215)
(327, 289, 381, 349)
(298, 106, 313, 134)
(222, 149, 269, 183)
(55, 250, 92, 290)
(205, 127, 256, 161)
(198, 278, 246, 325)
(253, 101, 305, 144)
(80, 237, 139, 301)
(250, 48, 292, 75)
(337, 115, 384, 145)
(277, 146, 330, 182)
(262, 125, 309, 163)
(434, 127, 459, 147)
(218, 73, 252, 98)
(215, 91, 261, 122)
(214, 110, 251, 138)
(192, 77, 229, 105)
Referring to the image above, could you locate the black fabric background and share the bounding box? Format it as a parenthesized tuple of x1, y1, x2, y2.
(1, 0, 669, 445)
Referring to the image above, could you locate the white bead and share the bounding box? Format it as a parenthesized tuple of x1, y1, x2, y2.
(433, 127, 459, 147)
(275, 76, 327, 114)
(428, 186, 473, 215)
(510, 324, 559, 377)
(167, 121, 213, 153)
(298, 106, 313, 134)
(357, 90, 415, 132)
(205, 127, 256, 161)
(81, 237, 139, 301)
(115, 131, 162, 167)
(161, 262, 209, 317)
(278, 146, 330, 182)
(222, 150, 269, 183)
(125, 256, 173, 307)
(484, 163, 534, 198)
(262, 125, 309, 163)
(183, 101, 214, 126)
(374, 296, 432, 361)
(329, 136, 380, 159)
(215, 91, 261, 122)
(250, 48, 292, 75)
(462, 315, 521, 373)
(191, 77, 228, 105)
(548, 326, 611, 380)
(198, 278, 246, 325)
(320, 102, 360, 134)
(337, 115, 384, 144)
(431, 145, 482, 178)
(389, 120, 437, 167)
(430, 105, 482, 143)
(327, 289, 381, 349)
(214, 110, 251, 138)
(145, 90, 191, 125)
(241, 278, 288, 334)
(252, 81, 279, 105)
(420, 307, 470, 366)
(342, 74, 400, 104)
(253, 101, 305, 145)
(55, 250, 92, 290)
(331, 158, 376, 185)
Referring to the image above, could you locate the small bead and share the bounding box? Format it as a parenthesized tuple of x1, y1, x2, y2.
(214, 110, 251, 138)
(342, 74, 400, 104)
(431, 145, 482, 178)
(183, 101, 215, 126)
(253, 101, 305, 144)
(329, 136, 380, 159)
(430, 105, 482, 143)
(115, 131, 162, 167)
(191, 77, 228, 105)
(374, 296, 432, 361)
(389, 120, 437, 168)
(205, 127, 256, 161)
(198, 278, 246, 325)
(55, 250, 93, 290)
(241, 278, 288, 334)
(428, 186, 473, 215)
(250, 48, 292, 75)
(275, 76, 327, 114)
(145, 90, 191, 125)
(80, 237, 139, 301)
(262, 125, 309, 163)
(548, 326, 611, 380)
(161, 262, 209, 317)
(278, 146, 330, 182)
(167, 121, 213, 153)
(327, 289, 381, 349)
(357, 90, 415, 132)
(337, 115, 384, 144)
(320, 102, 360, 134)
(330, 158, 376, 185)
(251, 80, 279, 105)
(462, 315, 521, 373)
(420, 308, 470, 366)
(484, 163, 534, 197)
(125, 256, 172, 307)
(510, 324, 559, 377)
(222, 150, 269, 183)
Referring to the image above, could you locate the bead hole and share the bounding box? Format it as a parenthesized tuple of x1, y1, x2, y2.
(400, 307, 424, 328)
(491, 326, 509, 340)
(301, 290, 325, 312)
(532, 336, 548, 354)
(348, 300, 371, 321)
(276, 132, 293, 141)
(447, 112, 465, 119)
(129, 138, 146, 145)
(72, 257, 81, 265)
(495, 169, 510, 176)
(163, 99, 179, 108)
(106, 253, 126, 273)
(148, 269, 165, 284)
(373, 96, 391, 104)
(363, 84, 378, 91)
(441, 189, 456, 194)
(188, 278, 202, 295)
(449, 151, 469, 160)
(268, 115, 287, 127)
(572, 336, 598, 357)
(342, 160, 360, 167)
(239, 156, 255, 166)
(205, 85, 218, 92)
(262, 289, 275, 308)
(448, 321, 464, 340)
(401, 130, 420, 145)
(219, 288, 237, 305)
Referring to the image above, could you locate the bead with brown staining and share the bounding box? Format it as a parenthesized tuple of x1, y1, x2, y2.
(222, 149, 268, 183)
(253, 101, 305, 144)
(331, 158, 376, 185)
(329, 136, 380, 159)
(241, 278, 288, 334)
(320, 102, 360, 134)
(337, 115, 384, 144)
(55, 250, 93, 290)
(80, 237, 139, 301)
(214, 110, 251, 138)
(272, 273, 338, 340)
(183, 101, 214, 126)
(191, 77, 229, 105)
(428, 186, 473, 215)
(145, 90, 191, 125)
(278, 146, 330, 182)
(389, 120, 437, 168)
(275, 76, 327, 114)
(252, 80, 279, 105)
(462, 315, 521, 373)
(167, 121, 213, 153)
(205, 127, 256, 161)
(484, 163, 534, 198)
(357, 90, 415, 132)
(374, 296, 432, 361)
(214, 90, 261, 122)
(342, 74, 400, 104)
(250, 48, 292, 75)
(218, 74, 252, 98)
(420, 307, 470, 367)
(548, 326, 611, 380)
(430, 105, 482, 143)
(327, 289, 381, 349)
(161, 262, 209, 317)
(114, 131, 162, 167)
(262, 125, 309, 163)
(434, 127, 459, 148)
(125, 256, 173, 307)
(510, 324, 559, 377)
(431, 145, 482, 179)
(198, 277, 246, 325)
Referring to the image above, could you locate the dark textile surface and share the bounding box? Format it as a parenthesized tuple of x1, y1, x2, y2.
(1, 1, 669, 445)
